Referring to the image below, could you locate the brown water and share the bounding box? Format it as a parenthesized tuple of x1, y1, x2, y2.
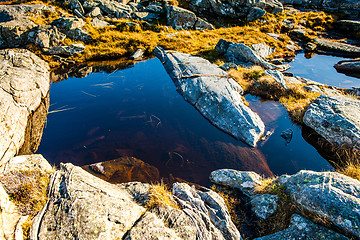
(37, 58, 333, 186)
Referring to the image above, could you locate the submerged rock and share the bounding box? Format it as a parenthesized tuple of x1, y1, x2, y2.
(280, 128, 293, 143)
(0, 49, 50, 167)
(154, 46, 265, 147)
(209, 169, 262, 196)
(303, 95, 360, 148)
(281, 170, 360, 238)
(254, 214, 349, 240)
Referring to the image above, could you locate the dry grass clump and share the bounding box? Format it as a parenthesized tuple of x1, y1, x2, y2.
(146, 183, 180, 209)
(335, 148, 360, 181)
(0, 170, 50, 216)
(229, 67, 321, 123)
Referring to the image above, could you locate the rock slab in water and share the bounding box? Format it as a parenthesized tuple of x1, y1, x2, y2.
(303, 95, 360, 148)
(153, 46, 265, 147)
(335, 60, 360, 73)
(315, 38, 360, 57)
(254, 214, 350, 240)
(281, 170, 360, 238)
(0, 49, 50, 167)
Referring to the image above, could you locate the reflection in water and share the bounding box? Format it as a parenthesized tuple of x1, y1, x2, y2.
(288, 53, 360, 88)
(38, 58, 332, 186)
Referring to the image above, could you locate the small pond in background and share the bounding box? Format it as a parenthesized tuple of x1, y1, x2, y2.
(288, 53, 360, 88)
(37, 57, 339, 186)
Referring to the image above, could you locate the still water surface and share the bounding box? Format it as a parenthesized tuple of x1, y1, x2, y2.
(288, 53, 360, 88)
(38, 58, 333, 186)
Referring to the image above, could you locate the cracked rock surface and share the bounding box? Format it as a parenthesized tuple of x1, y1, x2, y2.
(0, 49, 50, 167)
(30, 163, 241, 240)
(153, 46, 265, 147)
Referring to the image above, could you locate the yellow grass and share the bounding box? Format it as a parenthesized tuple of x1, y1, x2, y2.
(146, 183, 180, 209)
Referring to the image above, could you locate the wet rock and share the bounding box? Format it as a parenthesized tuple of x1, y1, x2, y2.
(314, 38, 360, 57)
(250, 194, 278, 220)
(45, 43, 85, 56)
(165, 6, 197, 30)
(247, 7, 266, 22)
(194, 17, 214, 30)
(252, 43, 275, 59)
(303, 95, 360, 148)
(90, 17, 109, 27)
(281, 170, 360, 238)
(254, 214, 350, 240)
(334, 60, 360, 72)
(217, 39, 287, 70)
(30, 163, 147, 240)
(0, 49, 50, 167)
(52, 17, 92, 42)
(130, 48, 144, 60)
(280, 128, 293, 143)
(172, 183, 241, 239)
(209, 169, 262, 196)
(154, 46, 265, 147)
(264, 69, 288, 89)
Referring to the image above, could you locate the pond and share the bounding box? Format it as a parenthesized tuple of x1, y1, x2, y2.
(288, 53, 360, 89)
(37, 57, 333, 186)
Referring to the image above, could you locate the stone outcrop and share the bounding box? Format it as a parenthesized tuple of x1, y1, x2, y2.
(189, 0, 283, 21)
(281, 170, 360, 238)
(314, 38, 360, 57)
(210, 169, 262, 196)
(250, 194, 278, 220)
(0, 49, 50, 167)
(165, 6, 214, 30)
(254, 214, 350, 240)
(335, 60, 360, 73)
(303, 95, 360, 148)
(279, 0, 360, 17)
(153, 46, 265, 147)
(216, 39, 289, 71)
(30, 163, 241, 239)
(335, 20, 360, 37)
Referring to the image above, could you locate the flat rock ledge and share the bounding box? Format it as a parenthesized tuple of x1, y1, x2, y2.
(0, 49, 50, 167)
(30, 162, 241, 240)
(303, 95, 360, 148)
(153, 46, 265, 147)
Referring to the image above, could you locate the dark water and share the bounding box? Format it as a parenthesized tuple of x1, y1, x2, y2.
(38, 58, 332, 186)
(288, 53, 360, 88)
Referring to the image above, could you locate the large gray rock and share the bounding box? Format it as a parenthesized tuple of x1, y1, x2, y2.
(95, 0, 133, 19)
(44, 43, 85, 56)
(335, 20, 360, 36)
(281, 170, 360, 238)
(28, 25, 66, 49)
(30, 163, 147, 240)
(264, 69, 288, 89)
(30, 163, 241, 240)
(303, 95, 360, 148)
(52, 17, 92, 42)
(0, 49, 50, 167)
(154, 46, 265, 147)
(216, 39, 288, 70)
(0, 4, 55, 22)
(315, 38, 360, 57)
(189, 0, 283, 20)
(254, 214, 350, 240)
(165, 6, 197, 30)
(2, 154, 53, 174)
(334, 60, 360, 73)
(209, 169, 262, 196)
(279, 0, 360, 17)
